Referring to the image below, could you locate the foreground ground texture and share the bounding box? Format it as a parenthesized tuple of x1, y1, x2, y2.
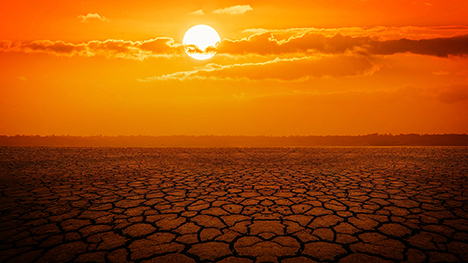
(0, 147, 467, 263)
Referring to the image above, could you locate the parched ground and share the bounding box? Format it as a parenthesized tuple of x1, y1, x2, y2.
(0, 147, 467, 263)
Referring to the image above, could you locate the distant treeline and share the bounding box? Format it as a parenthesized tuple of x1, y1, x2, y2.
(1, 134, 468, 147)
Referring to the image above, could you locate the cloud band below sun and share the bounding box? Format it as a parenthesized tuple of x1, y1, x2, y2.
(138, 55, 381, 82)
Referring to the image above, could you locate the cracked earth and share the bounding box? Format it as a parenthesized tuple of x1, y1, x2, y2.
(0, 147, 467, 263)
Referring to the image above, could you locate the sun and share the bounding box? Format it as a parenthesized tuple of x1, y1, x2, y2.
(183, 25, 221, 60)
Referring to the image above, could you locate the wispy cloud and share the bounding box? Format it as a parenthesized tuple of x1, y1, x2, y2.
(188, 9, 204, 16)
(139, 55, 380, 82)
(212, 5, 253, 15)
(77, 13, 110, 23)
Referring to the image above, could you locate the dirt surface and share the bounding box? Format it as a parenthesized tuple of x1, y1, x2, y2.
(1, 147, 467, 263)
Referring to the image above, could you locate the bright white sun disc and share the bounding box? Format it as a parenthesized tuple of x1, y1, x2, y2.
(183, 25, 220, 60)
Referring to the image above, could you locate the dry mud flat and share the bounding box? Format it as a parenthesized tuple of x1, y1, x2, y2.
(0, 147, 467, 263)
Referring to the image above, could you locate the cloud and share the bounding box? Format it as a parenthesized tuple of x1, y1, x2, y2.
(212, 5, 253, 15)
(432, 71, 450, 76)
(2, 26, 467, 61)
(218, 32, 468, 58)
(219, 33, 369, 56)
(437, 85, 468, 104)
(241, 26, 468, 41)
(0, 40, 12, 50)
(77, 13, 109, 23)
(0, 38, 182, 60)
(368, 35, 468, 57)
(188, 9, 204, 16)
(139, 55, 380, 82)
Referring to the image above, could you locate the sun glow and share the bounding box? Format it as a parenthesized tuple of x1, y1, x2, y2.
(183, 25, 221, 60)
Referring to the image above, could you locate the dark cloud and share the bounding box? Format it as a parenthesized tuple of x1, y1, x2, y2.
(437, 85, 468, 104)
(0, 40, 12, 49)
(2, 29, 467, 59)
(0, 38, 182, 60)
(369, 35, 468, 57)
(219, 33, 468, 57)
(219, 33, 370, 55)
(25, 40, 86, 54)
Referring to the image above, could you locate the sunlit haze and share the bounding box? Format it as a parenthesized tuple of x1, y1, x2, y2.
(1, 0, 468, 136)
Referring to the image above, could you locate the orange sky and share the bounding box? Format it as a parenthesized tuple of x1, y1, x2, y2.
(1, 0, 468, 136)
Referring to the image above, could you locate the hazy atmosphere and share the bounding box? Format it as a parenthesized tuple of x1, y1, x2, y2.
(1, 2, 468, 263)
(1, 0, 468, 136)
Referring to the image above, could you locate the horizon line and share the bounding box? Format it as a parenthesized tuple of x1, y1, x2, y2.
(2, 133, 468, 137)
